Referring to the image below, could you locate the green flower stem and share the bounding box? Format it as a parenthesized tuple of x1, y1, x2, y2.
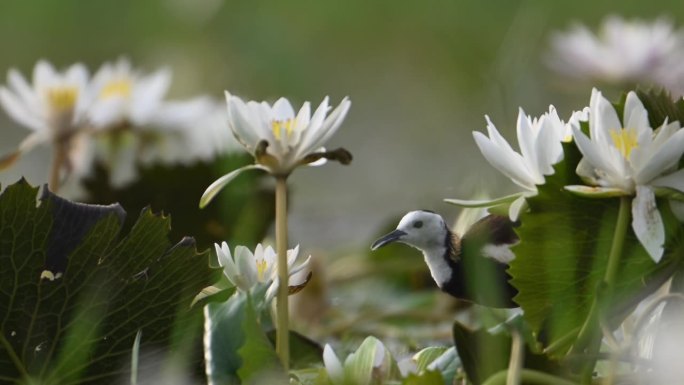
(604, 196, 631, 288)
(49, 143, 66, 193)
(506, 329, 524, 385)
(274, 176, 289, 371)
(573, 196, 631, 384)
(481, 369, 578, 385)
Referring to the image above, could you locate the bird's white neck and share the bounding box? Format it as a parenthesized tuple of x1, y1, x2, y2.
(419, 245, 453, 288)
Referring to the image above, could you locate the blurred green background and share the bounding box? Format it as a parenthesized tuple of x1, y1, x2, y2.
(1, 0, 683, 251)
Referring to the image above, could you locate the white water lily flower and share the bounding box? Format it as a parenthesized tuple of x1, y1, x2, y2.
(214, 242, 311, 302)
(0, 60, 90, 170)
(548, 16, 684, 96)
(446, 106, 587, 220)
(86, 57, 171, 128)
(85, 58, 239, 187)
(199, 93, 352, 207)
(323, 337, 393, 385)
(566, 89, 684, 262)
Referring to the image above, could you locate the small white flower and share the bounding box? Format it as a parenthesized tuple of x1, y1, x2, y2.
(566, 89, 684, 262)
(548, 16, 684, 96)
(199, 94, 352, 207)
(0, 60, 90, 169)
(323, 337, 393, 385)
(214, 242, 311, 302)
(85, 58, 239, 187)
(86, 57, 171, 128)
(446, 106, 586, 220)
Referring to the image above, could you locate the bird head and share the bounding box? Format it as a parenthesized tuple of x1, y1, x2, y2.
(371, 210, 448, 251)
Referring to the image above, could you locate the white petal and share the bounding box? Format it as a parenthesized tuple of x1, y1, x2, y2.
(289, 254, 311, 276)
(226, 92, 261, 150)
(271, 97, 296, 120)
(17, 131, 50, 153)
(265, 280, 279, 303)
(215, 242, 239, 284)
(623, 91, 649, 133)
(444, 193, 523, 208)
(651, 169, 684, 193)
(572, 126, 622, 182)
(516, 108, 542, 179)
(286, 244, 301, 267)
(7, 69, 39, 110)
(199, 164, 267, 208)
(590, 89, 622, 147)
(634, 129, 684, 184)
(632, 186, 665, 263)
(473, 131, 537, 191)
(0, 87, 46, 132)
(88, 97, 128, 128)
(235, 246, 258, 289)
(323, 345, 345, 385)
(130, 68, 171, 125)
(310, 97, 350, 149)
(33, 60, 56, 91)
(564, 185, 629, 197)
(509, 195, 528, 221)
(534, 113, 564, 175)
(296, 96, 340, 158)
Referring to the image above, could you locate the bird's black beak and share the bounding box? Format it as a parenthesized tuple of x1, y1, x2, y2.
(371, 229, 407, 250)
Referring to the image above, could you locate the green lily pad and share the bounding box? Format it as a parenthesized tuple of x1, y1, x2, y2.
(0, 179, 220, 384)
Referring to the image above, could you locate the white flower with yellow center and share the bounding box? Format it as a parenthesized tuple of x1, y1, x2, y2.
(214, 242, 311, 302)
(86, 57, 171, 128)
(0, 60, 89, 168)
(446, 106, 587, 220)
(566, 88, 684, 262)
(199, 93, 352, 207)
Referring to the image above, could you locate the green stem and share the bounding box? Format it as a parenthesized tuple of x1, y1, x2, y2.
(573, 196, 631, 384)
(506, 330, 524, 385)
(49, 143, 67, 193)
(604, 196, 631, 289)
(274, 176, 289, 371)
(482, 369, 578, 385)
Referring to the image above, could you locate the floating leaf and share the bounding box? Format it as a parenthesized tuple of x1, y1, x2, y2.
(0, 179, 219, 384)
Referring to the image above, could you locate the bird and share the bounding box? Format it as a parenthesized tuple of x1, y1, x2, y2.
(371, 210, 520, 308)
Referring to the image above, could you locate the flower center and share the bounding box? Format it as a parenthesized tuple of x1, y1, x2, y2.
(609, 128, 638, 159)
(100, 79, 132, 99)
(271, 119, 295, 141)
(256, 258, 268, 281)
(46, 87, 78, 111)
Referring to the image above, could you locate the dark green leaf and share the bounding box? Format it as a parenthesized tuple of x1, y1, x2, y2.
(508, 142, 682, 355)
(636, 88, 684, 128)
(402, 370, 445, 385)
(82, 154, 274, 251)
(238, 294, 287, 385)
(452, 321, 509, 385)
(0, 179, 219, 384)
(266, 330, 323, 370)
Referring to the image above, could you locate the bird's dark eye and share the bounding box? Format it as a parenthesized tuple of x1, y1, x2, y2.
(413, 221, 423, 228)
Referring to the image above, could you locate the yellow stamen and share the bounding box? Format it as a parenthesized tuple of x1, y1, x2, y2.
(271, 119, 295, 141)
(256, 259, 268, 281)
(609, 128, 638, 159)
(46, 87, 78, 111)
(100, 79, 132, 99)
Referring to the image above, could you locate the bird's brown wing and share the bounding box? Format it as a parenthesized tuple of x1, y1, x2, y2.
(462, 214, 519, 250)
